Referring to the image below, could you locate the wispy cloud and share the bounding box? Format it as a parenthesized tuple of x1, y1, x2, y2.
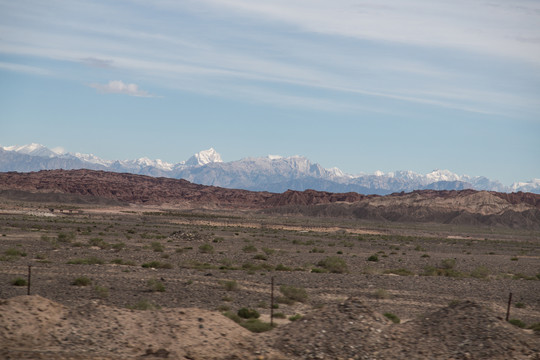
(80, 57, 113, 68)
(0, 61, 51, 75)
(89, 80, 155, 97)
(0, 0, 538, 117)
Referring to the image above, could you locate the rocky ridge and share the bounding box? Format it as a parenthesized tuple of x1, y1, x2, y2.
(1, 169, 539, 228)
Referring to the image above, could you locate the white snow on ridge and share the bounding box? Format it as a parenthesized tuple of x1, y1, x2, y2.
(2, 143, 57, 157)
(130, 157, 174, 171)
(73, 152, 113, 167)
(511, 179, 540, 192)
(1, 143, 539, 194)
(426, 169, 461, 182)
(185, 148, 223, 166)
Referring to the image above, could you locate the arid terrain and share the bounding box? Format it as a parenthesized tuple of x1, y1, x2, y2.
(0, 170, 539, 359)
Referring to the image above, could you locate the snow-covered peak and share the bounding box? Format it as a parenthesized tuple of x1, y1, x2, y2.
(426, 169, 461, 182)
(72, 152, 112, 166)
(267, 155, 283, 160)
(511, 179, 540, 192)
(185, 148, 223, 166)
(327, 167, 347, 178)
(2, 143, 58, 158)
(133, 157, 174, 171)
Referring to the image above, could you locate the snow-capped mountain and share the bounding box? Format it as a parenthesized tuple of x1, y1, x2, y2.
(0, 143, 538, 194)
(185, 148, 223, 166)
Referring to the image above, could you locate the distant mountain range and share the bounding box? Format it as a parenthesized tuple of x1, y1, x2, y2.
(1, 143, 539, 194)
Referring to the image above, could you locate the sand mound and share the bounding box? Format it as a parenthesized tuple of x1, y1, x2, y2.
(0, 295, 260, 359)
(267, 298, 539, 360)
(268, 297, 391, 359)
(1, 296, 538, 359)
(380, 300, 540, 359)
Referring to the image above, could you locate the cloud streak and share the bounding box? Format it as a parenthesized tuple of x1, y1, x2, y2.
(89, 80, 155, 97)
(0, 61, 51, 76)
(0, 0, 538, 117)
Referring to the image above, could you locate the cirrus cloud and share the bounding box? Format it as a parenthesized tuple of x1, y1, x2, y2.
(89, 80, 155, 97)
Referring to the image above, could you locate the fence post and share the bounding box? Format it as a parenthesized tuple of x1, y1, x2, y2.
(506, 292, 512, 321)
(270, 276, 274, 326)
(27, 265, 32, 295)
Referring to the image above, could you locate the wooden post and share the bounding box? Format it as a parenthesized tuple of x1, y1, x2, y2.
(27, 265, 32, 295)
(270, 276, 274, 326)
(506, 292, 512, 321)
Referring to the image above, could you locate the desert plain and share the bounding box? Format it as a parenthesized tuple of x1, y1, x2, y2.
(0, 171, 539, 359)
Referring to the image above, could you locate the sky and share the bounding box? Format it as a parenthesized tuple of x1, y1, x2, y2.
(0, 0, 539, 185)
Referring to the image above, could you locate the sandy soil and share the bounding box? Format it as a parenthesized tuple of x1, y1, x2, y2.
(1, 202, 539, 359)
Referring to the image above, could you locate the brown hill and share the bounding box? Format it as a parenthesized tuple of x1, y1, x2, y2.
(0, 169, 368, 208)
(266, 190, 540, 229)
(1, 169, 539, 228)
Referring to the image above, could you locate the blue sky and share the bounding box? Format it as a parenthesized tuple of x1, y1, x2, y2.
(0, 0, 539, 185)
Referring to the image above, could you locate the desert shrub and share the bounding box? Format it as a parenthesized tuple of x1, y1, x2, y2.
(223, 311, 243, 323)
(147, 278, 165, 292)
(367, 254, 379, 262)
(111, 242, 125, 251)
(57, 232, 75, 243)
(111, 258, 136, 266)
(4, 248, 27, 257)
(374, 289, 390, 299)
(11, 277, 27, 286)
(273, 312, 286, 319)
(262, 247, 275, 255)
(515, 302, 525, 309)
(241, 319, 274, 333)
(237, 308, 260, 319)
(221, 280, 238, 291)
(242, 245, 257, 253)
(72, 276, 92, 286)
(441, 258, 456, 269)
(510, 257, 519, 261)
(421, 253, 430, 258)
(94, 285, 109, 298)
(311, 267, 326, 273)
(280, 285, 308, 303)
(384, 268, 414, 276)
(276, 296, 295, 305)
(288, 314, 303, 321)
(141, 261, 172, 269)
(470, 266, 490, 279)
(512, 273, 536, 280)
(317, 256, 348, 273)
(67, 257, 104, 265)
(151, 242, 164, 252)
(88, 238, 110, 249)
(275, 264, 292, 271)
(127, 299, 161, 310)
(198, 243, 214, 253)
(508, 319, 526, 328)
(217, 305, 230, 312)
(528, 323, 540, 334)
(310, 247, 325, 253)
(253, 254, 268, 261)
(421, 259, 462, 277)
(384, 312, 400, 324)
